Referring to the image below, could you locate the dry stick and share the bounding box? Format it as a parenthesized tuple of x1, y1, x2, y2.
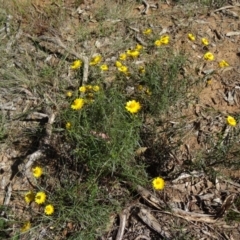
(213, 4, 240, 12)
(142, 0, 150, 14)
(115, 211, 127, 240)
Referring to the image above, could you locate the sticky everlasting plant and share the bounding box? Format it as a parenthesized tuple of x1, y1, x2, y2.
(152, 177, 165, 190)
(125, 100, 141, 114)
(32, 166, 43, 178)
(35, 192, 47, 204)
(226, 116, 237, 127)
(71, 98, 84, 110)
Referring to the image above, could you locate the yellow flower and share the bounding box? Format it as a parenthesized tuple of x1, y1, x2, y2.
(86, 85, 93, 90)
(21, 221, 31, 232)
(45, 204, 54, 215)
(118, 65, 128, 74)
(24, 191, 35, 204)
(32, 166, 43, 178)
(160, 35, 170, 44)
(35, 192, 46, 204)
(202, 38, 209, 46)
(188, 33, 195, 41)
(66, 91, 72, 97)
(127, 50, 140, 58)
(71, 98, 84, 110)
(119, 53, 127, 61)
(219, 60, 229, 68)
(90, 55, 102, 66)
(145, 87, 152, 95)
(135, 44, 143, 51)
(226, 116, 237, 127)
(100, 64, 108, 71)
(152, 177, 165, 190)
(125, 100, 141, 114)
(70, 60, 82, 70)
(93, 85, 100, 92)
(139, 66, 145, 74)
(66, 122, 71, 129)
(143, 28, 152, 35)
(204, 52, 214, 61)
(154, 39, 161, 47)
(115, 61, 123, 67)
(79, 86, 87, 93)
(137, 85, 143, 91)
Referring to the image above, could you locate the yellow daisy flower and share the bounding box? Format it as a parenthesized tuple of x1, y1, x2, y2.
(139, 66, 145, 74)
(70, 60, 82, 70)
(45, 204, 54, 215)
(226, 116, 237, 127)
(154, 39, 161, 47)
(118, 65, 128, 74)
(24, 191, 35, 204)
(152, 177, 165, 190)
(32, 166, 43, 178)
(86, 85, 93, 90)
(90, 55, 102, 66)
(71, 98, 84, 110)
(127, 50, 140, 58)
(143, 28, 152, 35)
(160, 35, 170, 44)
(115, 61, 123, 67)
(188, 33, 195, 41)
(125, 100, 141, 114)
(135, 44, 143, 51)
(21, 221, 31, 232)
(219, 60, 229, 68)
(79, 86, 87, 93)
(204, 52, 214, 61)
(93, 85, 100, 92)
(66, 122, 71, 129)
(35, 192, 46, 204)
(66, 91, 72, 97)
(201, 38, 209, 46)
(100, 64, 108, 71)
(119, 53, 127, 61)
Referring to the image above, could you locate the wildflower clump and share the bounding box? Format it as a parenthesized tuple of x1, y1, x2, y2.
(21, 221, 31, 232)
(152, 177, 165, 190)
(188, 33, 195, 41)
(70, 60, 82, 70)
(24, 191, 35, 204)
(32, 166, 43, 178)
(71, 98, 84, 110)
(219, 60, 229, 68)
(125, 100, 141, 114)
(45, 204, 54, 215)
(226, 116, 237, 127)
(35, 192, 46, 204)
(204, 52, 214, 61)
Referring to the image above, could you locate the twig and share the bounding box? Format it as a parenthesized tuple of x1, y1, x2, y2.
(213, 4, 240, 13)
(116, 210, 127, 240)
(142, 0, 150, 14)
